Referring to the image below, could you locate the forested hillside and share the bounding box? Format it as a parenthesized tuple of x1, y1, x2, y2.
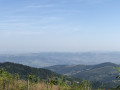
(0, 62, 59, 79)
(0, 62, 94, 90)
(0, 62, 120, 89)
(46, 62, 120, 88)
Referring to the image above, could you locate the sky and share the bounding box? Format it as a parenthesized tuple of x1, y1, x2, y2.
(0, 0, 120, 54)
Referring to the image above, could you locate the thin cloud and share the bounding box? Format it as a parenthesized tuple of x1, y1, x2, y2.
(52, 9, 82, 14)
(27, 4, 54, 9)
(85, 0, 110, 4)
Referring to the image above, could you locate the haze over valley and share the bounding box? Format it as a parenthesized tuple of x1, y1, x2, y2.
(1, 52, 120, 67)
(0, 0, 120, 89)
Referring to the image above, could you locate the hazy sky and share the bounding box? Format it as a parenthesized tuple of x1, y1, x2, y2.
(0, 0, 120, 53)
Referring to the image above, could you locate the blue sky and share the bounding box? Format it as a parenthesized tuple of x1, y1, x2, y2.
(0, 0, 120, 53)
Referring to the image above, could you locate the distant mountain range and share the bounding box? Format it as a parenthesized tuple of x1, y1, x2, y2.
(1, 52, 120, 67)
(45, 62, 120, 84)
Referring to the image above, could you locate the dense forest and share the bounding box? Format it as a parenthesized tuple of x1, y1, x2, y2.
(46, 62, 120, 88)
(0, 62, 120, 90)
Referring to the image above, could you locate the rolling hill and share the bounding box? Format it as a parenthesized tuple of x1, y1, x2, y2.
(0, 62, 82, 84)
(46, 62, 120, 83)
(0, 62, 59, 79)
(0, 62, 120, 89)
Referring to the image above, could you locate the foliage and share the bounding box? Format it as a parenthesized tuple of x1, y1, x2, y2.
(116, 67, 120, 72)
(0, 62, 116, 90)
(0, 68, 92, 90)
(0, 62, 60, 79)
(116, 67, 120, 89)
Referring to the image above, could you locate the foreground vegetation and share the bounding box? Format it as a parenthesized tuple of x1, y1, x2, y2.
(0, 62, 120, 90)
(0, 68, 105, 90)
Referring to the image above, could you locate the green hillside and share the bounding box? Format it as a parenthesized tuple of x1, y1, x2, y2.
(46, 62, 120, 82)
(1, 62, 120, 89)
(46, 62, 120, 88)
(0, 62, 82, 83)
(0, 62, 59, 79)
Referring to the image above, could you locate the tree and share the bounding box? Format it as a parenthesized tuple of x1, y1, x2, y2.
(116, 67, 120, 89)
(27, 74, 35, 82)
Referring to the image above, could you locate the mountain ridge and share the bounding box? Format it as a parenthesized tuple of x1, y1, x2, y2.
(1, 52, 120, 67)
(45, 62, 120, 83)
(0, 62, 59, 79)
